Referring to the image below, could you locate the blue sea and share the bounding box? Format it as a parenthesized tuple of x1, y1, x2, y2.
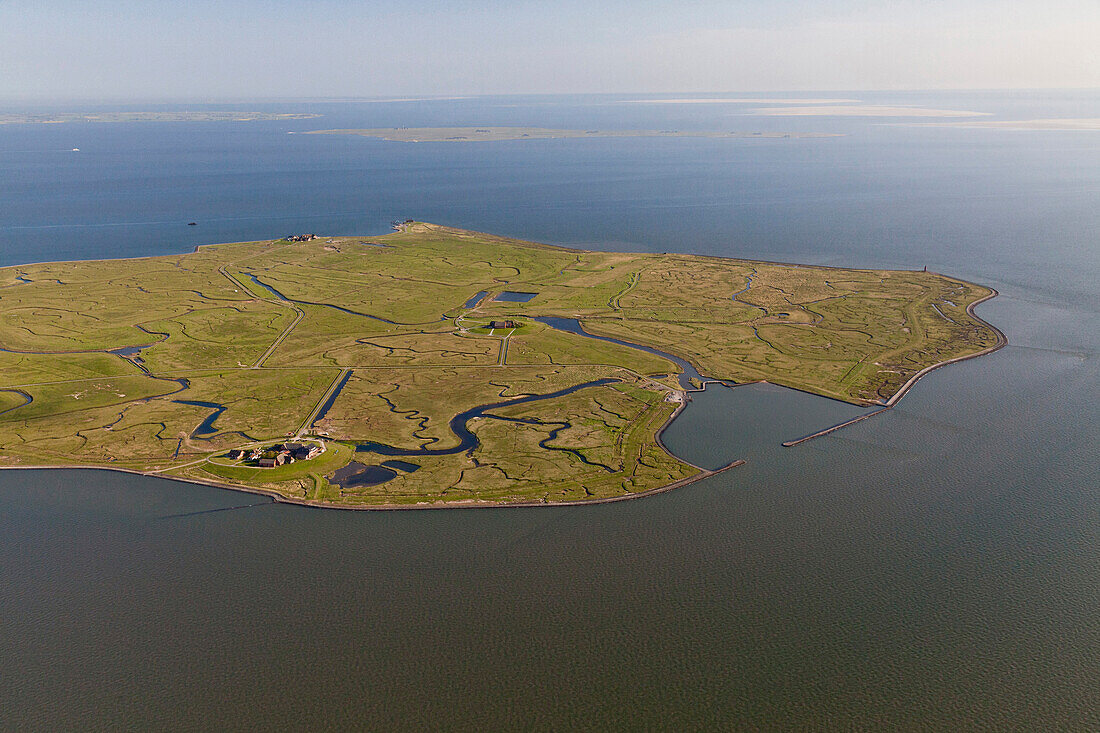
(1, 91, 1097, 729)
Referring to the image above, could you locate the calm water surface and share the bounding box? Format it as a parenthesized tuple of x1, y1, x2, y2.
(0, 91, 1097, 730)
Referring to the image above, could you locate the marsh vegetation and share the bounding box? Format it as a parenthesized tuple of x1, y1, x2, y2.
(0, 223, 999, 506)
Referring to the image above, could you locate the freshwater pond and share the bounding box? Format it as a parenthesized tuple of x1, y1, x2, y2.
(462, 290, 488, 308)
(493, 291, 538, 302)
(329, 462, 398, 488)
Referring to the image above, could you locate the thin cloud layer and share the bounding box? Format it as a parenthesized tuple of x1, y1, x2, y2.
(0, 0, 1096, 99)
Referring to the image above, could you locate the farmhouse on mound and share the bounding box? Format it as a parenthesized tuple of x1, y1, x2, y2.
(285, 442, 324, 461)
(489, 320, 517, 329)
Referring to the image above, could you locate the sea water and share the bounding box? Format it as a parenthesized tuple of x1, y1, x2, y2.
(0, 91, 1097, 729)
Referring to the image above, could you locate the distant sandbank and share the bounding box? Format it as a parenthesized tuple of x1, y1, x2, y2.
(914, 118, 1100, 131)
(306, 126, 840, 142)
(621, 97, 859, 105)
(749, 105, 990, 117)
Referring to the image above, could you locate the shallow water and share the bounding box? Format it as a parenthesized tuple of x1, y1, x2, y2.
(329, 461, 398, 488)
(381, 459, 421, 473)
(493, 290, 538, 302)
(461, 290, 488, 308)
(0, 91, 1097, 729)
(661, 381, 867, 470)
(171, 399, 227, 437)
(356, 377, 618, 457)
(245, 272, 289, 300)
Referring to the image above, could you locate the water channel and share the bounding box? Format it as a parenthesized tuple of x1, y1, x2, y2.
(355, 377, 619, 458)
(534, 316, 712, 390)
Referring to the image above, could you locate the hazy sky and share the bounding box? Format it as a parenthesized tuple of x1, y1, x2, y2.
(1, 0, 1097, 100)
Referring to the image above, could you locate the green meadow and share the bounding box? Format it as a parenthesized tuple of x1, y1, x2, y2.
(0, 223, 1000, 506)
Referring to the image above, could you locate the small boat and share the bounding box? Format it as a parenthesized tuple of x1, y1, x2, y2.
(187, 222, 197, 226)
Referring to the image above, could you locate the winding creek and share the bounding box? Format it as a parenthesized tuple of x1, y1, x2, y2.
(355, 377, 619, 459)
(172, 399, 227, 437)
(344, 316, 728, 485)
(245, 272, 447, 325)
(0, 389, 32, 417)
(533, 316, 716, 390)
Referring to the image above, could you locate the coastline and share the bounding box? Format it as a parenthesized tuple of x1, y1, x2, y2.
(0, 227, 1005, 508)
(0, 458, 745, 512)
(0, 282, 1004, 506)
(782, 287, 1007, 446)
(0, 375, 747, 511)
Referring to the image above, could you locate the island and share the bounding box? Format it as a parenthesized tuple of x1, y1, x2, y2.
(747, 105, 989, 117)
(0, 223, 1003, 508)
(306, 127, 839, 142)
(915, 118, 1100, 131)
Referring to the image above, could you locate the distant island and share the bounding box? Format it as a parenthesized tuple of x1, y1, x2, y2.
(307, 127, 840, 142)
(0, 224, 1002, 508)
(914, 118, 1100, 131)
(747, 105, 989, 117)
(0, 112, 322, 125)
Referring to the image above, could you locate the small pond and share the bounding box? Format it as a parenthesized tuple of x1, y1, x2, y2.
(494, 291, 538, 303)
(328, 462, 399, 488)
(463, 291, 488, 308)
(381, 460, 421, 473)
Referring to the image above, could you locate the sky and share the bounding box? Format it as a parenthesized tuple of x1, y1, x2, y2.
(1, 0, 1097, 100)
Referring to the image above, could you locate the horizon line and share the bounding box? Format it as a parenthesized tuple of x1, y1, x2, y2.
(1, 86, 1098, 106)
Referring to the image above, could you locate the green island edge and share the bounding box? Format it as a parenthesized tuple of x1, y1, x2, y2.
(0, 223, 1005, 509)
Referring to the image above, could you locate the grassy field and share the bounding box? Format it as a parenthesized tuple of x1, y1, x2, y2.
(0, 223, 1001, 506)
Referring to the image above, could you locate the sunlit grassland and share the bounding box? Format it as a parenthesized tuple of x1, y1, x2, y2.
(0, 223, 1000, 506)
(139, 301, 295, 371)
(316, 365, 626, 450)
(0, 351, 135, 387)
(328, 380, 692, 506)
(506, 321, 676, 373)
(0, 369, 335, 468)
(187, 440, 357, 502)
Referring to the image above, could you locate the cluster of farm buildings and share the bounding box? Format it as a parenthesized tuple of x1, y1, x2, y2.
(226, 442, 325, 468)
